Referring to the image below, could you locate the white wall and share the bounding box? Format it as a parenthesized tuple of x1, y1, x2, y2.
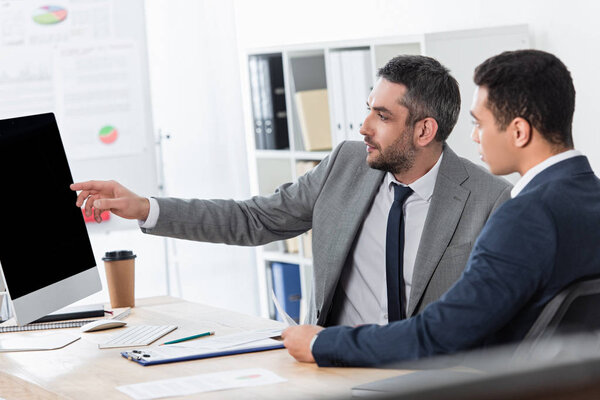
(233, 0, 600, 173)
(143, 0, 259, 315)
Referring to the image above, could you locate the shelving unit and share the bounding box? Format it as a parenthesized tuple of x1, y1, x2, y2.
(239, 25, 529, 320)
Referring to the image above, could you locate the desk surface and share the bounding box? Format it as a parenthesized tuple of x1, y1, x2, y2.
(0, 296, 408, 399)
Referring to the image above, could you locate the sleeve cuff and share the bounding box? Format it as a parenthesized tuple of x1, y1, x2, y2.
(309, 333, 319, 353)
(138, 197, 159, 229)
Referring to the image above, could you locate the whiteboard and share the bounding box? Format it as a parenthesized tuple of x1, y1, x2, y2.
(0, 0, 157, 231)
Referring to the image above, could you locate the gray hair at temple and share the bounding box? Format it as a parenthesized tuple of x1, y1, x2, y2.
(377, 55, 461, 142)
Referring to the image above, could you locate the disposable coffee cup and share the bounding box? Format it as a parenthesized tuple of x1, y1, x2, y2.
(102, 250, 136, 308)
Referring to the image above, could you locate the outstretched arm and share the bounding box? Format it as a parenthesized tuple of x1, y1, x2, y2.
(139, 142, 349, 246)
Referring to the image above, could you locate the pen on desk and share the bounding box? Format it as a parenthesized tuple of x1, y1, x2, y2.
(159, 331, 215, 346)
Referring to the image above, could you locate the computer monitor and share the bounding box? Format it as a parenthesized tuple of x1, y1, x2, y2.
(0, 113, 101, 325)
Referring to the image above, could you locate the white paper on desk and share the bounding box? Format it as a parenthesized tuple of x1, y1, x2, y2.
(117, 368, 286, 400)
(135, 338, 283, 363)
(168, 327, 284, 350)
(0, 333, 80, 352)
(271, 290, 298, 326)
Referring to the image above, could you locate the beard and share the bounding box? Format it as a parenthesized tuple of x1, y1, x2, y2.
(367, 128, 417, 175)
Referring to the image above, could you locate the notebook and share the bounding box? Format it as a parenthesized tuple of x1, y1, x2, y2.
(0, 307, 130, 333)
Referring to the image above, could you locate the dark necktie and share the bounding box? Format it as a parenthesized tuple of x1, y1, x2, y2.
(386, 184, 413, 322)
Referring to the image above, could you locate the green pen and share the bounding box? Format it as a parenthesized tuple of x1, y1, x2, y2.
(159, 331, 215, 346)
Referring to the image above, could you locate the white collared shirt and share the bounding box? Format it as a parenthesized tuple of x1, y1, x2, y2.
(511, 149, 582, 198)
(333, 153, 443, 326)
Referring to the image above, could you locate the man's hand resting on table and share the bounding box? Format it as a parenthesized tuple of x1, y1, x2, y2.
(70, 180, 150, 223)
(282, 325, 324, 363)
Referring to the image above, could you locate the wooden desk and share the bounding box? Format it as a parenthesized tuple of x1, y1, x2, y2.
(0, 297, 408, 399)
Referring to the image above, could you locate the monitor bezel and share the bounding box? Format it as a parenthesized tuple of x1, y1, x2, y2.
(4, 266, 101, 325)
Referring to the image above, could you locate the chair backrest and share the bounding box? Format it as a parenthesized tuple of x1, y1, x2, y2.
(524, 275, 600, 344)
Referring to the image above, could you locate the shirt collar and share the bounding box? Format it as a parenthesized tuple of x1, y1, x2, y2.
(386, 152, 443, 202)
(511, 149, 583, 198)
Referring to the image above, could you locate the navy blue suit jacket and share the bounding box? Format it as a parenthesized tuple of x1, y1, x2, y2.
(313, 156, 600, 367)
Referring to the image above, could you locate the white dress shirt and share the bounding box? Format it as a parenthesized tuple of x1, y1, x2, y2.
(510, 149, 582, 198)
(333, 153, 443, 326)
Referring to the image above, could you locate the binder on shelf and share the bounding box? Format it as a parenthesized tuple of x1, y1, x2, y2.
(248, 56, 266, 150)
(267, 55, 289, 150)
(258, 56, 276, 149)
(294, 89, 332, 151)
(270, 262, 301, 323)
(328, 49, 373, 144)
(340, 49, 372, 142)
(328, 51, 348, 145)
(248, 54, 289, 150)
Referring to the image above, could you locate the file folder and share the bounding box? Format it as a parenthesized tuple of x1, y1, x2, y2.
(122, 338, 284, 366)
(294, 89, 332, 151)
(271, 262, 301, 323)
(248, 54, 289, 150)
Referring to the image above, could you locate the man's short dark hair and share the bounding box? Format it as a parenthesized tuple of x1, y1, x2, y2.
(474, 49, 575, 148)
(377, 55, 460, 142)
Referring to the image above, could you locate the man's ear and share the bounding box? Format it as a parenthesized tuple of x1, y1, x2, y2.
(415, 117, 439, 147)
(511, 117, 532, 148)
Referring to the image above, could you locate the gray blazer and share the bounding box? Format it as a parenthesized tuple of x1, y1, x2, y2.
(143, 141, 511, 325)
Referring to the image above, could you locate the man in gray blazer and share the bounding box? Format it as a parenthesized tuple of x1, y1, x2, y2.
(72, 55, 510, 327)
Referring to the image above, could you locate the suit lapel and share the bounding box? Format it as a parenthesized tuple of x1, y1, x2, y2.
(407, 147, 470, 316)
(318, 165, 384, 324)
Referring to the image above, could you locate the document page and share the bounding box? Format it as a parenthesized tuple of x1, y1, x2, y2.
(271, 290, 298, 327)
(0, 332, 79, 352)
(117, 368, 286, 400)
(168, 327, 283, 350)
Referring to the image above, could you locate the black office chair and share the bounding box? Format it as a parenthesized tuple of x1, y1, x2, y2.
(522, 275, 600, 345)
(507, 276, 600, 373)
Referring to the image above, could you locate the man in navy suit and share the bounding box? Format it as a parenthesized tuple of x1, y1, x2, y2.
(282, 49, 600, 367)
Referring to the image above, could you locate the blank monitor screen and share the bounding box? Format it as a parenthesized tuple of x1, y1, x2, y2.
(0, 113, 100, 324)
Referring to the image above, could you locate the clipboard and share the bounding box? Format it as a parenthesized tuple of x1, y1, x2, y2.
(121, 338, 284, 366)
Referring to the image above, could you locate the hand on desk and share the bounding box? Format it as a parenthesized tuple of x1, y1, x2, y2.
(281, 324, 324, 363)
(70, 180, 150, 223)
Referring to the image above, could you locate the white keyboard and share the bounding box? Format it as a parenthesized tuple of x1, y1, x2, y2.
(99, 325, 177, 349)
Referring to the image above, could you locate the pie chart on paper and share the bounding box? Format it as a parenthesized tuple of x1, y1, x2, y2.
(98, 125, 118, 144)
(32, 6, 68, 25)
